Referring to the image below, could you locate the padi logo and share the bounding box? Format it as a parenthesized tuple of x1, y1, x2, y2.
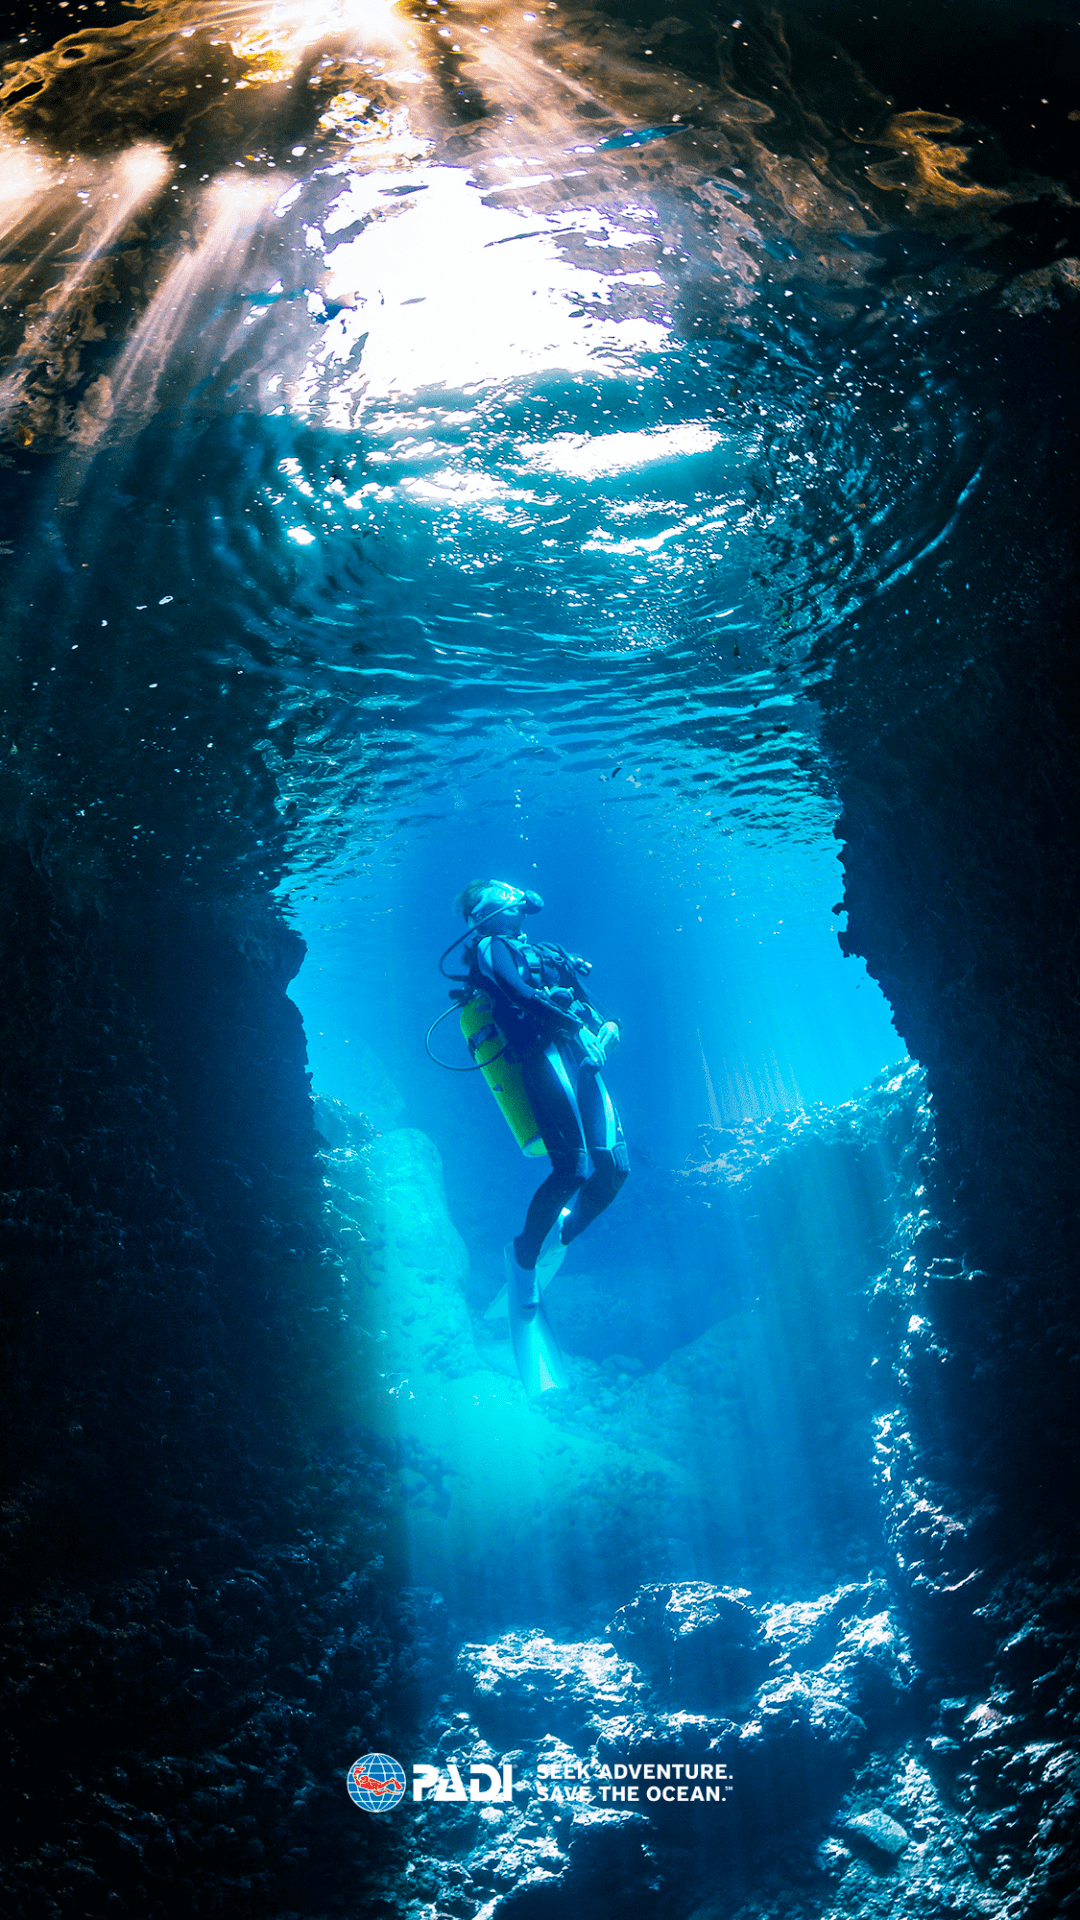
(346, 1753, 407, 1813)
(413, 1762, 515, 1803)
(346, 1758, 515, 1815)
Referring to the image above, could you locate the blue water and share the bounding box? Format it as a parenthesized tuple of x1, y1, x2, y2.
(292, 800, 900, 1176)
(291, 817, 901, 1333)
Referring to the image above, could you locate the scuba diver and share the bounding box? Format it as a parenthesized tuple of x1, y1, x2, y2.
(432, 879, 629, 1394)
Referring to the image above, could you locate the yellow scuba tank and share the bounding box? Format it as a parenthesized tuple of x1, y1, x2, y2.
(459, 991, 547, 1157)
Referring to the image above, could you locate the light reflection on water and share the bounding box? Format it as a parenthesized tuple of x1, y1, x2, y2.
(0, 0, 1058, 1077)
(314, 164, 670, 396)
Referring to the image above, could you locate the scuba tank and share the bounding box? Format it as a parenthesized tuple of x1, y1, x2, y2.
(427, 906, 593, 1157)
(459, 991, 548, 1158)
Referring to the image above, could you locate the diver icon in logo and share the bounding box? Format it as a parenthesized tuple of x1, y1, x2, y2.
(346, 1752, 407, 1813)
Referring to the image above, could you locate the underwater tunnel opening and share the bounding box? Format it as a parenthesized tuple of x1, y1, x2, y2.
(285, 749, 907, 1623)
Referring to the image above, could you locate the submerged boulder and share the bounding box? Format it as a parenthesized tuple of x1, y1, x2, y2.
(454, 1577, 917, 1840)
(406, 1577, 966, 1917)
(839, 1806, 911, 1856)
(608, 1581, 762, 1709)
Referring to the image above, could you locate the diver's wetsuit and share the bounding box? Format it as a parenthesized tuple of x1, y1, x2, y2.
(473, 932, 630, 1268)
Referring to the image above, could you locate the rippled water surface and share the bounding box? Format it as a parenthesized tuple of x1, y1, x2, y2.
(1, 0, 1076, 1124)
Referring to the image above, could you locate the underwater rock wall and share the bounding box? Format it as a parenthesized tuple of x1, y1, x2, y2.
(809, 398, 1080, 1914)
(819, 387, 1080, 1499)
(687, 1071, 1080, 1916)
(0, 853, 410, 1916)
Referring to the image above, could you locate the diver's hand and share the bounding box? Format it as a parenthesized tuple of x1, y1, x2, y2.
(545, 987, 576, 1011)
(580, 1021, 619, 1066)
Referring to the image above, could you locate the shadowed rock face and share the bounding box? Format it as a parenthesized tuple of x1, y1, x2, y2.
(807, 355, 1080, 1915)
(0, 857, 410, 1915)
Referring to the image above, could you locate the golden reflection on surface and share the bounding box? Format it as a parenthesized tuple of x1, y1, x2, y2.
(229, 0, 404, 87)
(0, 0, 1049, 456)
(868, 111, 1007, 206)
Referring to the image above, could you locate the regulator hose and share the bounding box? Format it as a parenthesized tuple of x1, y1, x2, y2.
(424, 1000, 507, 1074)
(428, 897, 531, 1068)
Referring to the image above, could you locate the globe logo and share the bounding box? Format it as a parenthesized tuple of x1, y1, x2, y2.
(347, 1752, 407, 1813)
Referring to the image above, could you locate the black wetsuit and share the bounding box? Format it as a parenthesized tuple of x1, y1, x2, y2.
(473, 932, 630, 1268)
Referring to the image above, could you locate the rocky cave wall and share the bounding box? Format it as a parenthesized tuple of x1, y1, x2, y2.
(0, 852, 422, 1916)
(811, 325, 1080, 1914)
